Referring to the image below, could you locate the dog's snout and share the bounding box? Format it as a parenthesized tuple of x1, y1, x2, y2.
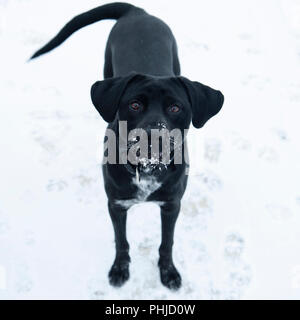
(143, 121, 168, 134)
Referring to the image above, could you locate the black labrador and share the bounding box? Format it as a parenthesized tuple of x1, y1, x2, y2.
(31, 2, 224, 290)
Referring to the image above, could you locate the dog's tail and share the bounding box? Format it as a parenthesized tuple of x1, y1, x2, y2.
(30, 2, 143, 60)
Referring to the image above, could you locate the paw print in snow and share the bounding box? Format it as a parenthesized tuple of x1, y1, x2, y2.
(87, 278, 105, 300)
(224, 232, 245, 261)
(223, 232, 252, 299)
(24, 230, 36, 246)
(271, 128, 288, 142)
(231, 132, 251, 151)
(15, 278, 34, 294)
(228, 264, 252, 292)
(241, 74, 271, 90)
(182, 195, 213, 218)
(14, 264, 34, 294)
(204, 138, 221, 163)
(258, 146, 279, 163)
(138, 239, 153, 257)
(46, 179, 68, 192)
(198, 170, 223, 192)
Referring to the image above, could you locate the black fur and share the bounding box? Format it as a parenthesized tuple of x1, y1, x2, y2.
(31, 2, 224, 290)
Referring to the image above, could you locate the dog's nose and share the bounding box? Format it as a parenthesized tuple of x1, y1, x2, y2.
(143, 121, 168, 134)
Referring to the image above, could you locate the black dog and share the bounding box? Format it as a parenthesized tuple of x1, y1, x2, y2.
(31, 2, 224, 290)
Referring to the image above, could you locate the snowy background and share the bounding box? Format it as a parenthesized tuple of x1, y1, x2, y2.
(0, 0, 300, 299)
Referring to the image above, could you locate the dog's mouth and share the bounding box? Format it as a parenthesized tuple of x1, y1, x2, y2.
(122, 134, 180, 178)
(126, 154, 169, 176)
(124, 150, 173, 181)
(138, 155, 169, 171)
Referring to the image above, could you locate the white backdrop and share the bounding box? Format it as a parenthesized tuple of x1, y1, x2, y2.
(0, 0, 300, 299)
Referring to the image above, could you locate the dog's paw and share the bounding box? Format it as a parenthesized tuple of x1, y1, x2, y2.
(108, 261, 130, 287)
(159, 262, 182, 290)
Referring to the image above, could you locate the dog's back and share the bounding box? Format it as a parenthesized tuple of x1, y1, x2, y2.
(31, 2, 180, 77)
(107, 11, 179, 77)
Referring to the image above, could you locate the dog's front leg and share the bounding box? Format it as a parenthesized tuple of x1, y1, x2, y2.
(108, 201, 130, 287)
(158, 201, 182, 290)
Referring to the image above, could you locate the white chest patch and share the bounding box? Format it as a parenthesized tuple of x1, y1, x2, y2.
(115, 176, 162, 209)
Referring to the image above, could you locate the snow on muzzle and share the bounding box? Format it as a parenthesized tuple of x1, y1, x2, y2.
(127, 128, 182, 172)
(103, 124, 184, 169)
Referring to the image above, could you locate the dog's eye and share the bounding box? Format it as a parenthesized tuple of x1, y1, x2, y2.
(129, 101, 142, 111)
(169, 105, 180, 113)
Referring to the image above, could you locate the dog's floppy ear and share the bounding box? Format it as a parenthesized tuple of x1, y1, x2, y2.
(179, 77, 224, 128)
(91, 73, 138, 122)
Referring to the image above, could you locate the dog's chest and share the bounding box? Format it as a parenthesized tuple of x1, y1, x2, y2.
(115, 175, 162, 209)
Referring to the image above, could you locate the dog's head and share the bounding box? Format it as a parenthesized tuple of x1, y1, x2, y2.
(91, 73, 224, 170)
(91, 73, 224, 129)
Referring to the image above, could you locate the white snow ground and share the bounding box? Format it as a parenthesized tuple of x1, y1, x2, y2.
(0, 0, 300, 300)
